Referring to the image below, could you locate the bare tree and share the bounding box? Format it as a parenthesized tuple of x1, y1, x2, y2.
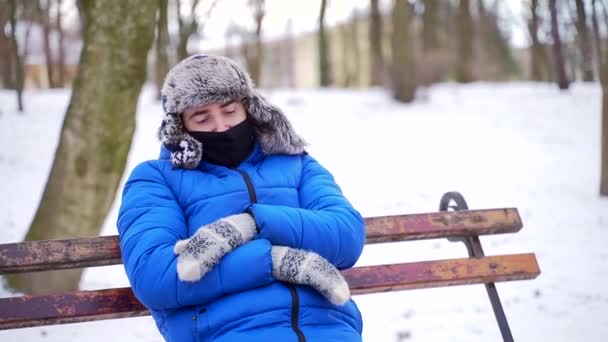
(8, 0, 24, 112)
(596, 0, 608, 195)
(6, 0, 157, 294)
(549, 0, 570, 90)
(252, 0, 264, 86)
(240, 0, 264, 86)
(602, 66, 608, 196)
(456, 0, 474, 83)
(422, 0, 439, 52)
(0, 1, 14, 89)
(591, 0, 601, 65)
(176, 0, 219, 61)
(528, 0, 550, 81)
(391, 0, 416, 102)
(39, 0, 57, 88)
(350, 9, 361, 87)
(56, 0, 66, 87)
(283, 19, 295, 88)
(575, 0, 594, 81)
(369, 0, 385, 86)
(476, 0, 518, 79)
(339, 22, 352, 87)
(156, 0, 170, 99)
(177, 0, 200, 61)
(337, 10, 360, 88)
(318, 0, 332, 87)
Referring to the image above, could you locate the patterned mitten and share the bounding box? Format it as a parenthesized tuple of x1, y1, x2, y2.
(174, 213, 257, 282)
(271, 246, 351, 306)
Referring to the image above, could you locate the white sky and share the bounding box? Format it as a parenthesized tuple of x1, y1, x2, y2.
(196, 0, 528, 50)
(57, 0, 529, 50)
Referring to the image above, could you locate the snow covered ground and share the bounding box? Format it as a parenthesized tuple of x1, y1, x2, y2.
(0, 82, 606, 341)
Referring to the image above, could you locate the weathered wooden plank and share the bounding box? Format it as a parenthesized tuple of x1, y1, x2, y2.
(0, 209, 522, 274)
(0, 235, 121, 274)
(0, 253, 539, 330)
(345, 253, 540, 295)
(364, 208, 522, 244)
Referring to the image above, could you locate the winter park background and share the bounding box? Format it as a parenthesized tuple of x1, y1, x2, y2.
(1, 0, 608, 341)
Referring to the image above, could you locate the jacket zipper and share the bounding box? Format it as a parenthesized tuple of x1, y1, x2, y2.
(287, 284, 306, 342)
(235, 169, 257, 203)
(234, 169, 306, 342)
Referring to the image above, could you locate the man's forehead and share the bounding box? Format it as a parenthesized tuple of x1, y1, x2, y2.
(187, 100, 233, 111)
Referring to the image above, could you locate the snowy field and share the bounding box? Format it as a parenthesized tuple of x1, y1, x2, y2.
(0, 82, 606, 341)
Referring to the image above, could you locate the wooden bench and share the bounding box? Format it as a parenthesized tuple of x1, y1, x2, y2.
(0, 192, 540, 341)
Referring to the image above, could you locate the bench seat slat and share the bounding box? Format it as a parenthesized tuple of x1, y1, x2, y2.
(345, 253, 539, 295)
(0, 253, 539, 330)
(0, 287, 147, 330)
(0, 209, 522, 274)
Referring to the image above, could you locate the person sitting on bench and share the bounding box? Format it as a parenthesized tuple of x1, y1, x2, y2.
(117, 54, 366, 342)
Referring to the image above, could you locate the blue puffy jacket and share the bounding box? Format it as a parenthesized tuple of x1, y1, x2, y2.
(117, 142, 366, 341)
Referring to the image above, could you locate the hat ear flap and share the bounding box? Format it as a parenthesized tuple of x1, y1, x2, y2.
(245, 91, 307, 155)
(170, 135, 203, 169)
(158, 112, 184, 147)
(158, 112, 203, 169)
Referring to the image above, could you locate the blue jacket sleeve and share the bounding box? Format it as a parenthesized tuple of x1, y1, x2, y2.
(249, 154, 365, 269)
(117, 161, 274, 311)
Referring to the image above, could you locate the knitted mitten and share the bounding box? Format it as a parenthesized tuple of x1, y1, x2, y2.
(271, 246, 351, 305)
(174, 213, 257, 282)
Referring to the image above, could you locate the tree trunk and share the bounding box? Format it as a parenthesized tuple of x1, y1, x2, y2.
(57, 0, 66, 87)
(351, 9, 361, 87)
(391, 0, 416, 103)
(177, 0, 200, 61)
(592, 0, 602, 66)
(549, 0, 570, 90)
(8, 0, 23, 112)
(477, 1, 518, 79)
(600, 1, 608, 196)
(284, 19, 295, 88)
(339, 23, 352, 87)
(318, 0, 332, 87)
(602, 71, 608, 196)
(528, 0, 544, 81)
(456, 0, 474, 83)
(575, 0, 594, 81)
(155, 0, 170, 99)
(5, 0, 157, 294)
(369, 0, 385, 86)
(41, 0, 56, 88)
(422, 0, 439, 52)
(0, 1, 14, 89)
(252, 0, 264, 87)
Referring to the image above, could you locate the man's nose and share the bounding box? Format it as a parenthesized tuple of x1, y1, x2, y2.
(215, 117, 230, 132)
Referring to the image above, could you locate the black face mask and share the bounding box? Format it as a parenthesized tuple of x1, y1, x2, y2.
(188, 119, 256, 168)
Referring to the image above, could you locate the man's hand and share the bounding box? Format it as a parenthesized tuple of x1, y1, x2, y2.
(271, 246, 351, 306)
(174, 213, 257, 282)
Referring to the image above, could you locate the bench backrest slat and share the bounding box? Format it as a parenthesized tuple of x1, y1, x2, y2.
(0, 253, 540, 330)
(0, 209, 522, 274)
(365, 208, 521, 243)
(0, 236, 121, 274)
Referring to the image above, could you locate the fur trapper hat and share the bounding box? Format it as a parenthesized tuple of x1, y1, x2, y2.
(159, 54, 306, 169)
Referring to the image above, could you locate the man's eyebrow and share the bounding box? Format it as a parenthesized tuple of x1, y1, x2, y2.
(220, 100, 235, 108)
(189, 109, 208, 119)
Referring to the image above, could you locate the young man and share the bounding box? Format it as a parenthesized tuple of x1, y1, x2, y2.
(118, 54, 365, 341)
